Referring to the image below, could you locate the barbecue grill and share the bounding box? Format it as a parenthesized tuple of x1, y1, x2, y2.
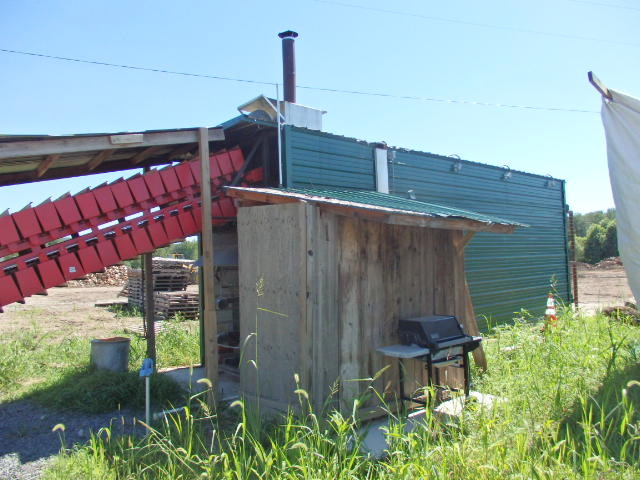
(377, 315, 482, 403)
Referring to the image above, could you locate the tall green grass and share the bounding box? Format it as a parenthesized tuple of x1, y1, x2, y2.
(0, 314, 200, 409)
(44, 309, 640, 479)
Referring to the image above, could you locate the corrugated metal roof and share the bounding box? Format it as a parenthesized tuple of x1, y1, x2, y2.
(226, 186, 525, 232)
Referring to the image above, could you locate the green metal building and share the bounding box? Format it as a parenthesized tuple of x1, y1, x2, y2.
(280, 125, 570, 330)
(221, 113, 570, 331)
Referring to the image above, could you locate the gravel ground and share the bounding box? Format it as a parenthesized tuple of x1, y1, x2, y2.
(0, 399, 144, 480)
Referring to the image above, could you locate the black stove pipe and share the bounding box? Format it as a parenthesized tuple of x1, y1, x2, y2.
(278, 30, 298, 103)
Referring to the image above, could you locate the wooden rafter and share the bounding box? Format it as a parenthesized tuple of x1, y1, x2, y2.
(36, 154, 60, 178)
(131, 146, 163, 165)
(165, 143, 196, 162)
(87, 149, 114, 171)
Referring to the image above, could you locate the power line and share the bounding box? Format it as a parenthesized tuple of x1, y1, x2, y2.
(310, 0, 640, 47)
(0, 47, 598, 114)
(0, 48, 277, 87)
(567, 0, 640, 12)
(296, 84, 598, 113)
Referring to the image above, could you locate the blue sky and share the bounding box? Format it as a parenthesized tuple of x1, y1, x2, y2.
(1, 0, 638, 214)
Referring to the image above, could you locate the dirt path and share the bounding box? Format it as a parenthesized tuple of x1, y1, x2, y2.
(577, 264, 635, 314)
(0, 286, 141, 340)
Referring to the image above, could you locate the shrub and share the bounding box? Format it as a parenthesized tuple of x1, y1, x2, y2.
(583, 223, 606, 264)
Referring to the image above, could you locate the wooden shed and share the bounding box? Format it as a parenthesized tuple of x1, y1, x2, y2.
(226, 186, 521, 414)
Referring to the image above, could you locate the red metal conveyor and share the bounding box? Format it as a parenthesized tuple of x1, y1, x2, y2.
(0, 147, 262, 310)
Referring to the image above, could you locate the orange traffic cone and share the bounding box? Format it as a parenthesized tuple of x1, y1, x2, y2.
(545, 293, 558, 328)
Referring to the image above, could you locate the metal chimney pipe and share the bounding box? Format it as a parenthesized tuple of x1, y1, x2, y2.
(278, 30, 298, 103)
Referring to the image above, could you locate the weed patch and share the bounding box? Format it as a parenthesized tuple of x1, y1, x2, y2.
(42, 310, 640, 479)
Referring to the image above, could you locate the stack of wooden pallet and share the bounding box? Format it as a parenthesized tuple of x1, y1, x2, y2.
(121, 257, 195, 310)
(155, 291, 200, 320)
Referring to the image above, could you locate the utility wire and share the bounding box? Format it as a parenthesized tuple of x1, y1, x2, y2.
(310, 0, 640, 47)
(0, 47, 598, 114)
(567, 0, 640, 12)
(296, 84, 598, 113)
(0, 48, 277, 87)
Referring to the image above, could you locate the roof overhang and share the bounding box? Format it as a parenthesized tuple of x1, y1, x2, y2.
(0, 127, 225, 187)
(226, 187, 522, 234)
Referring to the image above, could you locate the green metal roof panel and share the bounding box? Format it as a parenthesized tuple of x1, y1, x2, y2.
(274, 187, 523, 227)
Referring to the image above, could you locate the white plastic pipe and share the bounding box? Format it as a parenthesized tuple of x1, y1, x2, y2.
(145, 376, 150, 427)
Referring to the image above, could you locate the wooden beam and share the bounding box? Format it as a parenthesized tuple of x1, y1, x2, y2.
(0, 156, 171, 187)
(36, 154, 59, 177)
(0, 128, 225, 160)
(453, 231, 476, 252)
(226, 188, 301, 207)
(588, 71, 613, 100)
(199, 127, 218, 402)
(238, 199, 270, 208)
(464, 280, 487, 371)
(131, 146, 163, 165)
(87, 149, 114, 171)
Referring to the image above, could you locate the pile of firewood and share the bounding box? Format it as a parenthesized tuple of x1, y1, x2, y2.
(65, 265, 129, 287)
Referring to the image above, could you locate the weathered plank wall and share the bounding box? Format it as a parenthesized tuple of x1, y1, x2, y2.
(239, 202, 466, 413)
(238, 202, 308, 410)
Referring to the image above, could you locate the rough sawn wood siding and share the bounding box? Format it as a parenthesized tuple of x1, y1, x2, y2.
(238, 201, 466, 413)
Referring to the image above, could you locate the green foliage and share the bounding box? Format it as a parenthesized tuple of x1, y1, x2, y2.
(583, 223, 606, 264)
(573, 208, 615, 237)
(575, 212, 619, 264)
(106, 304, 143, 319)
(0, 316, 200, 405)
(34, 369, 185, 413)
(155, 319, 201, 367)
(603, 220, 619, 259)
(44, 311, 640, 479)
(575, 235, 585, 263)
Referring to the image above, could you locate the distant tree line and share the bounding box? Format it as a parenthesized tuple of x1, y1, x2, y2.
(573, 208, 618, 264)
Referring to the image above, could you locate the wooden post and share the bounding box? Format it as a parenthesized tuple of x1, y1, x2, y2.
(144, 252, 156, 363)
(454, 231, 487, 371)
(143, 166, 156, 365)
(568, 210, 579, 307)
(464, 280, 487, 371)
(199, 128, 218, 399)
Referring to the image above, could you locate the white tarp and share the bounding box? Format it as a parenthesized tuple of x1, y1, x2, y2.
(601, 89, 640, 304)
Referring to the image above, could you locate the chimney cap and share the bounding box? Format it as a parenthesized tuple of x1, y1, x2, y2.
(278, 30, 299, 39)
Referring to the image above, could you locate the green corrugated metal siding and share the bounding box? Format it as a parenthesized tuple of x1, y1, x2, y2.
(283, 126, 376, 190)
(390, 150, 569, 330)
(283, 126, 570, 331)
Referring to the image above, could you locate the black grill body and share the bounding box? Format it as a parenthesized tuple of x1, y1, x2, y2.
(397, 315, 482, 398)
(398, 315, 481, 352)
